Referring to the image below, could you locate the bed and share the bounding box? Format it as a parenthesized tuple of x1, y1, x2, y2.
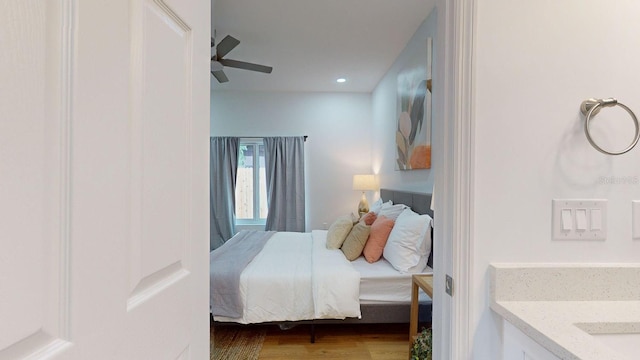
(210, 188, 434, 332)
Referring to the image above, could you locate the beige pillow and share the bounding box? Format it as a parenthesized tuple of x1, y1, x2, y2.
(340, 222, 371, 261)
(326, 215, 354, 249)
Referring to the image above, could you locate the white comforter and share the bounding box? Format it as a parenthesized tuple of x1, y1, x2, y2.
(214, 230, 361, 324)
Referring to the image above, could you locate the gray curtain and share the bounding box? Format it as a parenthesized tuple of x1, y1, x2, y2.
(263, 137, 306, 232)
(210, 137, 239, 250)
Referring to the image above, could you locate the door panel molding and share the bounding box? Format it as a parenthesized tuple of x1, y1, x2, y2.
(128, 0, 193, 305)
(176, 345, 190, 360)
(127, 262, 189, 311)
(0, 0, 74, 357)
(56, 0, 75, 344)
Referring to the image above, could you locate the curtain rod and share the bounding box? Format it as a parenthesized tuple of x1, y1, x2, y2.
(238, 136, 308, 142)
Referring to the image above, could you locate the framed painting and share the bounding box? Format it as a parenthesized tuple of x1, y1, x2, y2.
(396, 37, 432, 170)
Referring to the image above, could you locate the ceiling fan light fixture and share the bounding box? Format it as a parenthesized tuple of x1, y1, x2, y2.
(336, 78, 347, 83)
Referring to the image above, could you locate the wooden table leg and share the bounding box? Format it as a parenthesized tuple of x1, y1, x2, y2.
(409, 280, 419, 342)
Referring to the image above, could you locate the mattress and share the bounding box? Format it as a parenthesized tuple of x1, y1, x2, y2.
(351, 255, 433, 304)
(213, 230, 361, 324)
(313, 229, 432, 304)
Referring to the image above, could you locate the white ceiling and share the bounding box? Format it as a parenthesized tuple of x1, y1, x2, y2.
(211, 0, 433, 93)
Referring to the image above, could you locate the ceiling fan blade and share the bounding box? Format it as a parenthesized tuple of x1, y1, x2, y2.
(211, 70, 229, 83)
(216, 35, 240, 59)
(219, 59, 273, 74)
(211, 60, 224, 72)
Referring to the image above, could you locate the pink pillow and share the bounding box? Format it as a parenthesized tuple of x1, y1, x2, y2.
(360, 212, 377, 226)
(363, 215, 395, 263)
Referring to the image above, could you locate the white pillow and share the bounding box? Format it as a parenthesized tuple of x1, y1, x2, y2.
(378, 202, 407, 221)
(369, 198, 385, 214)
(383, 208, 432, 273)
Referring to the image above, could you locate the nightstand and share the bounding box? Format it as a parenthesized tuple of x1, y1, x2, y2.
(409, 274, 434, 343)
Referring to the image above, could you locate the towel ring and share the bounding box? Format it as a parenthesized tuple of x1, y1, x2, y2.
(580, 98, 640, 155)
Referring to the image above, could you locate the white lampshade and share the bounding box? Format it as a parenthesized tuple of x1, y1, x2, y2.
(352, 174, 377, 191)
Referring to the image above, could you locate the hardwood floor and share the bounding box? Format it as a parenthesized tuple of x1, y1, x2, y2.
(258, 323, 410, 360)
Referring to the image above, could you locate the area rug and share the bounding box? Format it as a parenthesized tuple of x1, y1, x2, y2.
(210, 325, 266, 360)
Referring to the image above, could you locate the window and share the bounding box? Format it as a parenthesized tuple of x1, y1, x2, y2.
(235, 139, 268, 224)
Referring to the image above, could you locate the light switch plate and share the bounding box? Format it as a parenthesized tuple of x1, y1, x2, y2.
(552, 199, 607, 240)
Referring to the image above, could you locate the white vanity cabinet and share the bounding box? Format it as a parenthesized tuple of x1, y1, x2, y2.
(503, 321, 561, 360)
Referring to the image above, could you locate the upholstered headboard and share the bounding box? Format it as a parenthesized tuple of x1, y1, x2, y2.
(379, 189, 433, 218)
(379, 188, 434, 268)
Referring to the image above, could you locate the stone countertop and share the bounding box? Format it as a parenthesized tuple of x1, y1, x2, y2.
(490, 264, 640, 360)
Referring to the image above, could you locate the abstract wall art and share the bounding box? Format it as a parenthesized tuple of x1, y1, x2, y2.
(396, 37, 432, 170)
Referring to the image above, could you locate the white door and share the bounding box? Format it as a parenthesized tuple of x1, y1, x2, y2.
(0, 0, 210, 359)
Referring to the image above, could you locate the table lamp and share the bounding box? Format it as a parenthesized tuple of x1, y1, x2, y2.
(352, 174, 377, 216)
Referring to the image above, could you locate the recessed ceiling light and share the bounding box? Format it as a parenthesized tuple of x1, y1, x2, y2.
(336, 78, 347, 83)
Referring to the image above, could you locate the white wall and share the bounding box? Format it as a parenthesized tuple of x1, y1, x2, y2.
(472, 1, 640, 358)
(371, 10, 437, 193)
(211, 90, 372, 231)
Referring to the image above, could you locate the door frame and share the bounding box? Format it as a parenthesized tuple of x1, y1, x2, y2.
(435, 0, 475, 358)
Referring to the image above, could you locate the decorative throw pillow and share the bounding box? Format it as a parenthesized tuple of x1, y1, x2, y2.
(326, 215, 354, 249)
(360, 212, 377, 225)
(383, 209, 432, 273)
(378, 202, 407, 221)
(362, 215, 395, 263)
(341, 222, 371, 261)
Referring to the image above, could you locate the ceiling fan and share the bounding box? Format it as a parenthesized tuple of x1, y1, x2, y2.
(211, 35, 273, 83)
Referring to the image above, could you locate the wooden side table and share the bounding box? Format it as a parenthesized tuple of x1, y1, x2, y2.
(409, 274, 434, 343)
